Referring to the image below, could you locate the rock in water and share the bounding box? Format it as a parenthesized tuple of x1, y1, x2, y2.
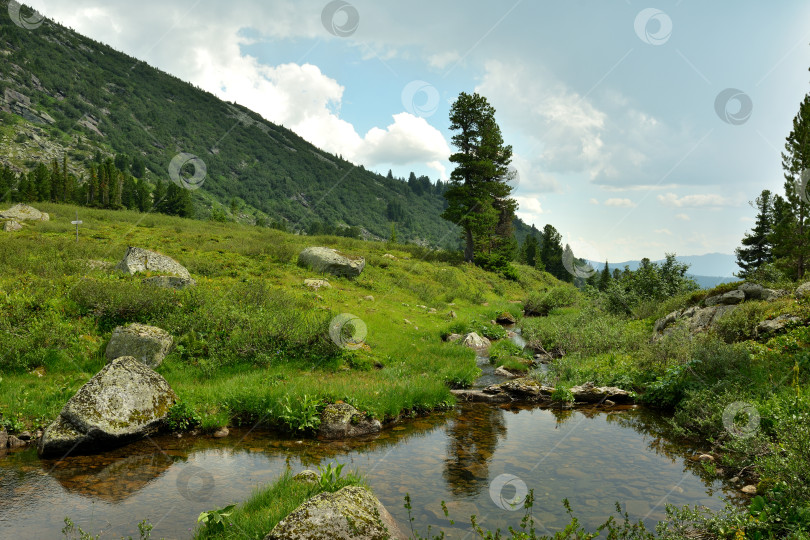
(265, 486, 406, 540)
(105, 324, 174, 368)
(298, 247, 365, 277)
(141, 276, 197, 290)
(2, 220, 23, 232)
(0, 430, 7, 449)
(569, 382, 633, 403)
(318, 403, 381, 440)
(495, 312, 516, 324)
(38, 357, 176, 458)
(0, 203, 49, 222)
(115, 247, 191, 279)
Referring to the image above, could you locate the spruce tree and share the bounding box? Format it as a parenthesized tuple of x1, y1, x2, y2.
(735, 190, 774, 278)
(599, 261, 611, 291)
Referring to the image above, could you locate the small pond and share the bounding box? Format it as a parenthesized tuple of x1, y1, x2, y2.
(0, 403, 737, 539)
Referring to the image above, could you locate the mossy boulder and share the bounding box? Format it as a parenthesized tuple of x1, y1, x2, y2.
(115, 246, 191, 279)
(318, 403, 381, 440)
(38, 357, 176, 458)
(105, 323, 174, 368)
(2, 219, 23, 232)
(298, 247, 365, 278)
(265, 485, 406, 540)
(0, 203, 49, 222)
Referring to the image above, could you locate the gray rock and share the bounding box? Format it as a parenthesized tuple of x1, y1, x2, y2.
(0, 203, 49, 222)
(797, 282, 810, 299)
(462, 332, 491, 350)
(304, 278, 331, 290)
(105, 324, 174, 369)
(718, 290, 746, 305)
(0, 429, 7, 448)
(265, 485, 406, 540)
(738, 283, 771, 300)
(2, 220, 22, 232)
(142, 276, 197, 290)
(570, 382, 633, 404)
(292, 470, 320, 485)
(115, 247, 191, 279)
(450, 389, 511, 403)
(494, 366, 520, 379)
(382, 253, 396, 260)
(7, 435, 25, 448)
(653, 304, 738, 340)
(484, 378, 555, 400)
(38, 357, 177, 458)
(741, 485, 757, 495)
(654, 310, 680, 333)
(213, 427, 229, 438)
(756, 315, 802, 337)
(298, 247, 365, 278)
(318, 403, 381, 440)
(444, 333, 462, 342)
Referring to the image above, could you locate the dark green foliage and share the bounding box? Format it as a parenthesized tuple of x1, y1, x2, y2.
(524, 286, 579, 316)
(735, 190, 774, 278)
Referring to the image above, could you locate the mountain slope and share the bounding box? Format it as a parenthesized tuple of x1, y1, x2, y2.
(0, 1, 463, 246)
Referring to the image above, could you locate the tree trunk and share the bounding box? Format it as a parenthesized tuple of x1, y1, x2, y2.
(464, 228, 474, 263)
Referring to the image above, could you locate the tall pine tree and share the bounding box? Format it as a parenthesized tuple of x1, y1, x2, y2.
(735, 190, 774, 278)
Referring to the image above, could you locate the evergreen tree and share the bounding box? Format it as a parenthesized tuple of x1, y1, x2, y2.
(442, 92, 515, 264)
(521, 235, 539, 267)
(539, 224, 567, 281)
(599, 261, 611, 291)
(135, 179, 151, 212)
(152, 179, 167, 210)
(735, 190, 774, 278)
(774, 94, 810, 279)
(34, 163, 50, 201)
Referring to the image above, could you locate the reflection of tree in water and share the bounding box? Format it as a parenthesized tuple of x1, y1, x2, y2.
(549, 407, 576, 427)
(443, 405, 507, 496)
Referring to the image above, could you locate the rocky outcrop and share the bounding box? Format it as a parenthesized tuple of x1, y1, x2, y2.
(105, 324, 174, 368)
(38, 357, 176, 458)
(569, 382, 633, 403)
(461, 332, 491, 350)
(115, 247, 191, 279)
(265, 486, 406, 540)
(141, 276, 196, 290)
(318, 403, 381, 440)
(0, 203, 49, 222)
(2, 219, 23, 232)
(756, 315, 802, 337)
(796, 282, 810, 299)
(654, 282, 796, 340)
(298, 247, 365, 278)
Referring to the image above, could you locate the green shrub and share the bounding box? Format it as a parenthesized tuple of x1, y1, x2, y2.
(488, 340, 524, 365)
(165, 400, 202, 432)
(278, 394, 322, 433)
(524, 286, 579, 316)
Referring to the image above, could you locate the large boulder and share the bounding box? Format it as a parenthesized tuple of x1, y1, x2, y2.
(38, 357, 176, 458)
(318, 403, 381, 440)
(462, 332, 491, 350)
(705, 290, 745, 306)
(265, 485, 406, 540)
(298, 247, 365, 278)
(738, 283, 783, 301)
(115, 247, 191, 279)
(105, 324, 174, 368)
(0, 203, 49, 222)
(796, 282, 810, 299)
(653, 305, 738, 339)
(141, 276, 197, 290)
(2, 220, 23, 232)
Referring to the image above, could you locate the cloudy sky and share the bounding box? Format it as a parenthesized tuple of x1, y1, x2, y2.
(22, 0, 810, 262)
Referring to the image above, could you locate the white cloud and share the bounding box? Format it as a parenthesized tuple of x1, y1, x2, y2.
(514, 195, 544, 226)
(357, 113, 451, 175)
(654, 228, 673, 235)
(427, 51, 461, 70)
(675, 213, 691, 221)
(604, 198, 637, 208)
(589, 198, 600, 205)
(658, 193, 732, 207)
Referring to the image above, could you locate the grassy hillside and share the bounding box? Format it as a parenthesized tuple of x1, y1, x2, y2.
(0, 202, 555, 433)
(0, 0, 466, 245)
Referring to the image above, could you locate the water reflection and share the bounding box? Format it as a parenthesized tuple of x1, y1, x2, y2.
(444, 405, 506, 496)
(0, 405, 737, 539)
